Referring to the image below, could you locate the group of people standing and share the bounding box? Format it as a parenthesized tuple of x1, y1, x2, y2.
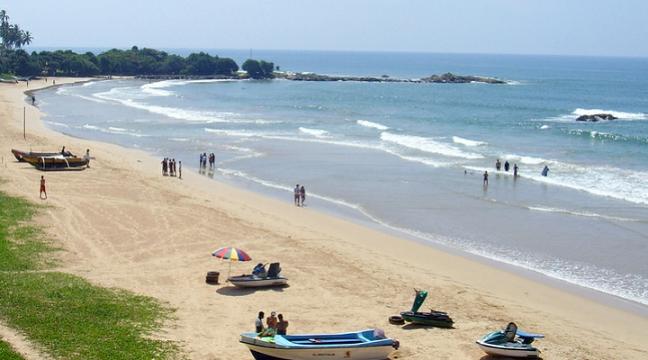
(161, 157, 181, 178)
(483, 159, 520, 186)
(199, 152, 216, 168)
(255, 311, 289, 337)
(483, 159, 550, 186)
(293, 184, 306, 206)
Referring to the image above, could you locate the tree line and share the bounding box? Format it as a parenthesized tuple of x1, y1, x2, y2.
(0, 10, 275, 79)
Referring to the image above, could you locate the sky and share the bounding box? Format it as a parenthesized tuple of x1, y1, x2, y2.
(4, 0, 648, 57)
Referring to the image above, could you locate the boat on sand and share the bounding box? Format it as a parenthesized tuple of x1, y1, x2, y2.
(240, 329, 398, 360)
(228, 262, 288, 288)
(400, 289, 453, 328)
(476, 322, 544, 358)
(22, 154, 88, 171)
(11, 148, 74, 162)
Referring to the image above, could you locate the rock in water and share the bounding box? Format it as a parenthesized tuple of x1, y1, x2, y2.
(575, 113, 618, 122)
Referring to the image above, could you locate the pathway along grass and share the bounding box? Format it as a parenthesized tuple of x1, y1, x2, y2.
(0, 340, 25, 360)
(0, 190, 179, 359)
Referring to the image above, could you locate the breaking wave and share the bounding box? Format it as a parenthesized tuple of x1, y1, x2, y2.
(381, 132, 484, 159)
(452, 136, 487, 147)
(299, 127, 330, 138)
(357, 120, 389, 130)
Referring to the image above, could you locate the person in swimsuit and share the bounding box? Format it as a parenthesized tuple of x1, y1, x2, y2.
(513, 163, 519, 177)
(300, 185, 306, 206)
(542, 165, 549, 177)
(39, 176, 47, 200)
(483, 171, 489, 186)
(276, 314, 288, 335)
(504, 161, 510, 172)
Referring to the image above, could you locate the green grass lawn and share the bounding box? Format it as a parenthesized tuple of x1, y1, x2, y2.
(0, 340, 25, 360)
(0, 192, 55, 271)
(0, 190, 179, 359)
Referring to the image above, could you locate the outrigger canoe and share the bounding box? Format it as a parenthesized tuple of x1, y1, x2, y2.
(22, 155, 88, 171)
(11, 149, 74, 162)
(240, 329, 398, 360)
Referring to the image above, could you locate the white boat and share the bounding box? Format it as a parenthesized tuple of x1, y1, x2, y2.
(476, 322, 543, 358)
(228, 262, 288, 288)
(240, 329, 398, 360)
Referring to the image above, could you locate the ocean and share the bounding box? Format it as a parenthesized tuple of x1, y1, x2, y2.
(34, 51, 648, 308)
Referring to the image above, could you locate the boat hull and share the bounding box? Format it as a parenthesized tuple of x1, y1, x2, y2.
(229, 276, 288, 288)
(22, 155, 88, 171)
(11, 149, 72, 162)
(243, 342, 394, 360)
(400, 311, 453, 328)
(476, 341, 540, 358)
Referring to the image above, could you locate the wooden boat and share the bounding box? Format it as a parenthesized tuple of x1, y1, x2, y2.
(240, 329, 398, 360)
(22, 155, 88, 171)
(476, 322, 543, 358)
(11, 149, 74, 162)
(228, 262, 288, 288)
(399, 289, 453, 328)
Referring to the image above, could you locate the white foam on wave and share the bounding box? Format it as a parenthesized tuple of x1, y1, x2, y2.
(217, 167, 648, 306)
(381, 132, 483, 159)
(573, 108, 647, 120)
(55, 85, 108, 104)
(539, 125, 550, 130)
(473, 155, 648, 206)
(547, 108, 648, 122)
(527, 206, 637, 222)
(169, 137, 190, 142)
(44, 121, 70, 128)
(94, 88, 276, 124)
(452, 136, 487, 147)
(502, 154, 548, 165)
(299, 127, 330, 138)
(82, 124, 148, 137)
(141, 81, 175, 97)
(357, 119, 389, 130)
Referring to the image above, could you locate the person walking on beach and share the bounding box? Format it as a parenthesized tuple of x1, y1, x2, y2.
(178, 161, 182, 179)
(300, 185, 306, 207)
(277, 314, 289, 336)
(495, 159, 501, 171)
(84, 149, 91, 168)
(31, 95, 35, 105)
(255, 311, 265, 333)
(542, 165, 549, 177)
(514, 163, 519, 177)
(483, 171, 489, 186)
(504, 161, 510, 172)
(294, 185, 301, 206)
(162, 158, 168, 176)
(39, 176, 47, 200)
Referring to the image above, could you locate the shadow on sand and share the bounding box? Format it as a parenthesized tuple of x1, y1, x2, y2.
(216, 284, 289, 296)
(399, 323, 454, 331)
(479, 356, 543, 360)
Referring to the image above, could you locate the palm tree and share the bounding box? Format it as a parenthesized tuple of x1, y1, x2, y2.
(20, 31, 32, 47)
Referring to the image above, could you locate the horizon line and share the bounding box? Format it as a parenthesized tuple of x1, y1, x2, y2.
(22, 45, 648, 60)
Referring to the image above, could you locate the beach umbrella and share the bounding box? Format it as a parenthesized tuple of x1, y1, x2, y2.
(212, 247, 252, 279)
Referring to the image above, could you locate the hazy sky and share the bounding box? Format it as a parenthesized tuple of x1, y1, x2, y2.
(4, 0, 648, 57)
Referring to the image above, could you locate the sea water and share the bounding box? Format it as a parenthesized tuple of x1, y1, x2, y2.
(35, 51, 648, 308)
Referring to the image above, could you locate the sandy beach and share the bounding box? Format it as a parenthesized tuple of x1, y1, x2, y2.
(1, 78, 648, 359)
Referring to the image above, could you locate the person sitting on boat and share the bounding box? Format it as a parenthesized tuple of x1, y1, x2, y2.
(258, 312, 278, 337)
(255, 311, 265, 333)
(276, 314, 288, 335)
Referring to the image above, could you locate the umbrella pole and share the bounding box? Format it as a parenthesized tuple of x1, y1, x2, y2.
(228, 261, 232, 279)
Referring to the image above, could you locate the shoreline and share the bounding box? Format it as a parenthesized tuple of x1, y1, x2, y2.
(2, 78, 648, 359)
(210, 169, 648, 317)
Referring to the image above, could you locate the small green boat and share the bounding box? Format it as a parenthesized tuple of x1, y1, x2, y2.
(399, 290, 454, 328)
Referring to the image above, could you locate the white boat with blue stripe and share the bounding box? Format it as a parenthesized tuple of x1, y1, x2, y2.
(240, 329, 399, 360)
